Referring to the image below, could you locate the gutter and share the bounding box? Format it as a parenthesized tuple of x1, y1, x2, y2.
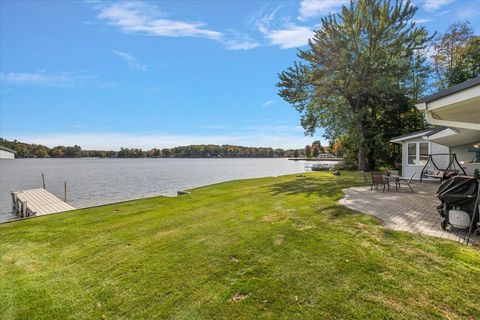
(415, 102, 480, 131)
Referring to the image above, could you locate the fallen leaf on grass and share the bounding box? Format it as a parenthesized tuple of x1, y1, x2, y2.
(231, 293, 248, 302)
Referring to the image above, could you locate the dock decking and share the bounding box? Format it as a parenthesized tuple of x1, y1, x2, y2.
(11, 188, 75, 218)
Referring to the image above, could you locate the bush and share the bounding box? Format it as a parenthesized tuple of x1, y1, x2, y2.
(378, 165, 393, 173)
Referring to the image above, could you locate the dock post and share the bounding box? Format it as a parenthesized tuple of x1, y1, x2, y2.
(10, 191, 16, 214)
(42, 173, 46, 189)
(64, 181, 67, 202)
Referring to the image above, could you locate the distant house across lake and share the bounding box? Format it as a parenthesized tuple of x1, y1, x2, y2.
(0, 145, 15, 159)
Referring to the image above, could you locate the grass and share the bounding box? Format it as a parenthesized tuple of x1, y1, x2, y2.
(1, 172, 479, 319)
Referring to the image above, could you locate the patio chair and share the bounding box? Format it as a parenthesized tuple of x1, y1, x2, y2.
(371, 172, 386, 192)
(397, 172, 416, 193)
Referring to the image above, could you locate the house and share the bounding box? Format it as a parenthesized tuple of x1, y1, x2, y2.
(0, 145, 16, 159)
(391, 76, 480, 179)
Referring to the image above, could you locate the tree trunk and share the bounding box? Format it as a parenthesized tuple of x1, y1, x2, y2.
(358, 144, 367, 171)
(367, 148, 375, 171)
(356, 119, 368, 171)
(352, 97, 369, 171)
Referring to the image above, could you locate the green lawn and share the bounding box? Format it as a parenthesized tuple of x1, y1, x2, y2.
(1, 172, 479, 319)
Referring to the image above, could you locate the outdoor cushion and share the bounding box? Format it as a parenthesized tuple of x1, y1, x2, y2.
(428, 170, 444, 177)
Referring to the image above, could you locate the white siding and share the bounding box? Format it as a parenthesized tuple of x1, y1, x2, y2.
(451, 143, 477, 162)
(400, 138, 449, 179)
(451, 143, 480, 175)
(400, 140, 480, 177)
(430, 142, 451, 169)
(0, 149, 15, 159)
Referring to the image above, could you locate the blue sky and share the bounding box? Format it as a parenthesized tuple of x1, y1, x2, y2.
(1, 0, 479, 150)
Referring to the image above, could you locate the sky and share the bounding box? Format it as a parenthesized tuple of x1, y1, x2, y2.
(1, 0, 479, 150)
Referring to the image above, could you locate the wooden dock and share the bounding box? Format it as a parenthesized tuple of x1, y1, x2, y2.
(11, 188, 75, 218)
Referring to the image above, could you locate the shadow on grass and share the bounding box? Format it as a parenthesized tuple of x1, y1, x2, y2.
(319, 204, 359, 217)
(267, 176, 359, 198)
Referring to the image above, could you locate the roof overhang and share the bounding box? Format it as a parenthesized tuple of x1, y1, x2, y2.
(425, 127, 479, 147)
(415, 78, 480, 131)
(390, 131, 431, 143)
(0, 146, 16, 153)
(390, 127, 448, 144)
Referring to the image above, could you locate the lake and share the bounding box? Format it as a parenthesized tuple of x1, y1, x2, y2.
(0, 158, 328, 222)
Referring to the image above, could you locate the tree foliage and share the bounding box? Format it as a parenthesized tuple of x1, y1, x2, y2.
(431, 21, 476, 89)
(449, 36, 480, 85)
(312, 144, 320, 158)
(33, 146, 48, 158)
(277, 0, 431, 170)
(305, 145, 312, 158)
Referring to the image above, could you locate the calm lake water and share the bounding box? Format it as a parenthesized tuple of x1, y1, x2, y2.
(0, 158, 322, 222)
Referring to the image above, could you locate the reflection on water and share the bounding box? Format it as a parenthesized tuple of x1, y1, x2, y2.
(0, 158, 316, 222)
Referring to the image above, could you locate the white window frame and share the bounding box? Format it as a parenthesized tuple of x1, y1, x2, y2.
(406, 141, 430, 167)
(407, 142, 417, 166)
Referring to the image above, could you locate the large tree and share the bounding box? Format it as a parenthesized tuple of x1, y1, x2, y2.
(431, 22, 475, 90)
(449, 36, 480, 85)
(277, 0, 430, 170)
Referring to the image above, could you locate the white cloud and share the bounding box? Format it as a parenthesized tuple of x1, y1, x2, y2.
(96, 1, 222, 40)
(254, 6, 281, 34)
(264, 25, 314, 49)
(262, 100, 275, 107)
(423, 0, 455, 11)
(435, 10, 451, 16)
(9, 130, 317, 150)
(223, 30, 260, 50)
(424, 44, 436, 62)
(412, 18, 432, 24)
(113, 50, 147, 71)
(0, 71, 96, 87)
(254, 7, 314, 49)
(298, 0, 349, 20)
(224, 40, 258, 50)
(224, 38, 259, 50)
(95, 1, 260, 50)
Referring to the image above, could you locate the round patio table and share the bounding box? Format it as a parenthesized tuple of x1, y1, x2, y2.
(383, 174, 400, 191)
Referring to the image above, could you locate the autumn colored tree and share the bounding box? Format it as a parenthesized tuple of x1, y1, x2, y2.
(33, 146, 48, 158)
(305, 145, 312, 158)
(330, 140, 342, 157)
(49, 146, 65, 158)
(311, 144, 320, 158)
(149, 148, 161, 157)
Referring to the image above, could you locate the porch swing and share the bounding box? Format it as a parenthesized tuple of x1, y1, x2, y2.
(420, 153, 467, 182)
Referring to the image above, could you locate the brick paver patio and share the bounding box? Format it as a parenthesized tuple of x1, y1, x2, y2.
(339, 181, 474, 243)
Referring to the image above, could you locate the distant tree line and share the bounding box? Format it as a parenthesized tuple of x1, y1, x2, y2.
(0, 138, 305, 159)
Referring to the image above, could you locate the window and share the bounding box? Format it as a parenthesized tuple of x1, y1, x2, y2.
(408, 143, 416, 165)
(419, 143, 429, 165)
(407, 142, 430, 166)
